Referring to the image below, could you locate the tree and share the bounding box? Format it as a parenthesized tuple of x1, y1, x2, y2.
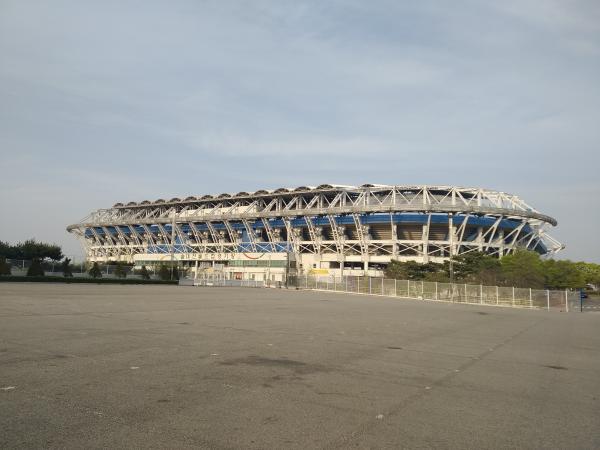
(27, 258, 45, 276)
(61, 258, 73, 278)
(88, 262, 102, 279)
(385, 260, 408, 279)
(140, 265, 151, 280)
(158, 264, 171, 281)
(500, 250, 545, 288)
(0, 256, 11, 275)
(0, 239, 62, 261)
(18, 239, 63, 261)
(0, 241, 13, 259)
(385, 259, 445, 280)
(574, 262, 600, 289)
(423, 267, 449, 282)
(446, 252, 501, 285)
(542, 259, 586, 289)
(114, 262, 127, 279)
(156, 264, 179, 281)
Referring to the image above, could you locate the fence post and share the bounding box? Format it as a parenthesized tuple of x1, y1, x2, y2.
(407, 279, 411, 297)
(529, 288, 533, 308)
(345, 276, 348, 292)
(480, 284, 483, 304)
(395, 279, 397, 297)
(357, 277, 360, 293)
(381, 277, 384, 296)
(546, 290, 550, 310)
(512, 286, 515, 307)
(435, 282, 438, 300)
(369, 277, 372, 295)
(565, 289, 569, 312)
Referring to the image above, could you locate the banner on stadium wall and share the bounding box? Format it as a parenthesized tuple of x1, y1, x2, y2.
(309, 269, 330, 275)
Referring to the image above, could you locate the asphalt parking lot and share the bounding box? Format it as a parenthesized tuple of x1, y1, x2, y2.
(1, 283, 599, 449)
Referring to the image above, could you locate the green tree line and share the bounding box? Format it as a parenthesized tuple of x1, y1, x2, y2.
(385, 250, 600, 290)
(1, 239, 66, 277)
(0, 239, 63, 261)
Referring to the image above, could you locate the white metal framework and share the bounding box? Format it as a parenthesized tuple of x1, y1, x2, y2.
(67, 184, 563, 270)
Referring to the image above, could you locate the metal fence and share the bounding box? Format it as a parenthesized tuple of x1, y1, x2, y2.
(180, 274, 264, 288)
(294, 275, 580, 312)
(3, 258, 580, 312)
(2, 259, 190, 280)
(5, 258, 88, 274)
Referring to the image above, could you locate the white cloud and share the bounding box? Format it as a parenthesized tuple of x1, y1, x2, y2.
(0, 0, 599, 261)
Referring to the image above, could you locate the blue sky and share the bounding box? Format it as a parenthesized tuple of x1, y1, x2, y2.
(1, 0, 599, 261)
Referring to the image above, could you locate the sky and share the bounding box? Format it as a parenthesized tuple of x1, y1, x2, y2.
(0, 0, 599, 262)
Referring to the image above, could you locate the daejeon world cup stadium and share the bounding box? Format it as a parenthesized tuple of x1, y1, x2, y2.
(67, 184, 563, 281)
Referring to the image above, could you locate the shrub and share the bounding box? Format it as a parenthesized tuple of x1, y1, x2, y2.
(27, 258, 45, 277)
(158, 265, 179, 280)
(0, 257, 11, 275)
(158, 265, 171, 281)
(140, 265, 151, 280)
(61, 257, 73, 278)
(114, 262, 127, 279)
(88, 262, 102, 279)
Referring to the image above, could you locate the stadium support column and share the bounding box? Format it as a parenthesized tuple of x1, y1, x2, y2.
(422, 215, 431, 263)
(448, 213, 455, 262)
(391, 223, 398, 259)
(305, 216, 321, 255)
(448, 213, 458, 286)
(477, 226, 484, 252)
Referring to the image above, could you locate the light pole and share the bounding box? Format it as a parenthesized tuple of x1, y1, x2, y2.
(285, 249, 290, 289)
(170, 213, 176, 280)
(449, 213, 455, 301)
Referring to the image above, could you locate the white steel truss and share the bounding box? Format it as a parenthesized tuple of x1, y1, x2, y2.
(67, 184, 564, 263)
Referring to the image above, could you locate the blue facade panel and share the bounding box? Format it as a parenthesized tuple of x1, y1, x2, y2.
(85, 213, 528, 238)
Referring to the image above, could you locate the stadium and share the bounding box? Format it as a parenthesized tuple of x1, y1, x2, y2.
(66, 184, 563, 281)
